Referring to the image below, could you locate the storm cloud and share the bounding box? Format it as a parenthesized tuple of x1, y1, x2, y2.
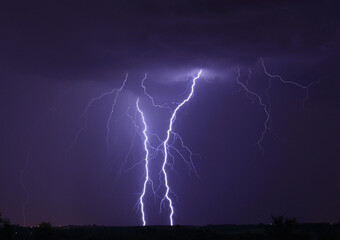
(0, 0, 338, 83)
(0, 0, 339, 226)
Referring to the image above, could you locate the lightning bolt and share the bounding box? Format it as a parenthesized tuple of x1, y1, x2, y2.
(161, 70, 202, 226)
(140, 73, 199, 176)
(69, 74, 128, 151)
(260, 59, 323, 107)
(236, 58, 323, 151)
(236, 68, 270, 151)
(65, 62, 321, 227)
(136, 98, 151, 226)
(106, 74, 129, 146)
(141, 73, 171, 110)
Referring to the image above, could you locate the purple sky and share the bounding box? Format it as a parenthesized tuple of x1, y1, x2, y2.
(0, 0, 339, 226)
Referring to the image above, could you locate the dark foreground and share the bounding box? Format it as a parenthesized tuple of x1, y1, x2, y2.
(2, 223, 340, 240)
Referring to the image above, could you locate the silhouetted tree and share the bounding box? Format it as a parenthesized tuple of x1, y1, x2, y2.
(269, 215, 309, 240)
(35, 221, 52, 240)
(271, 215, 297, 233)
(2, 219, 13, 239)
(0, 213, 14, 240)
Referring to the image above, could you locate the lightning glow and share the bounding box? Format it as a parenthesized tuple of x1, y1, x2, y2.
(65, 62, 322, 227)
(136, 98, 150, 226)
(161, 69, 202, 226)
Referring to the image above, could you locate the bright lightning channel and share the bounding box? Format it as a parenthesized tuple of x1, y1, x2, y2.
(161, 69, 202, 226)
(136, 98, 151, 226)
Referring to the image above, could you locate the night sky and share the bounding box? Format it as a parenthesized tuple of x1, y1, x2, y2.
(0, 0, 339, 226)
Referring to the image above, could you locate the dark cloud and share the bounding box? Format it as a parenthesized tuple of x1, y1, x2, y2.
(0, 0, 338, 82)
(0, 0, 339, 226)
